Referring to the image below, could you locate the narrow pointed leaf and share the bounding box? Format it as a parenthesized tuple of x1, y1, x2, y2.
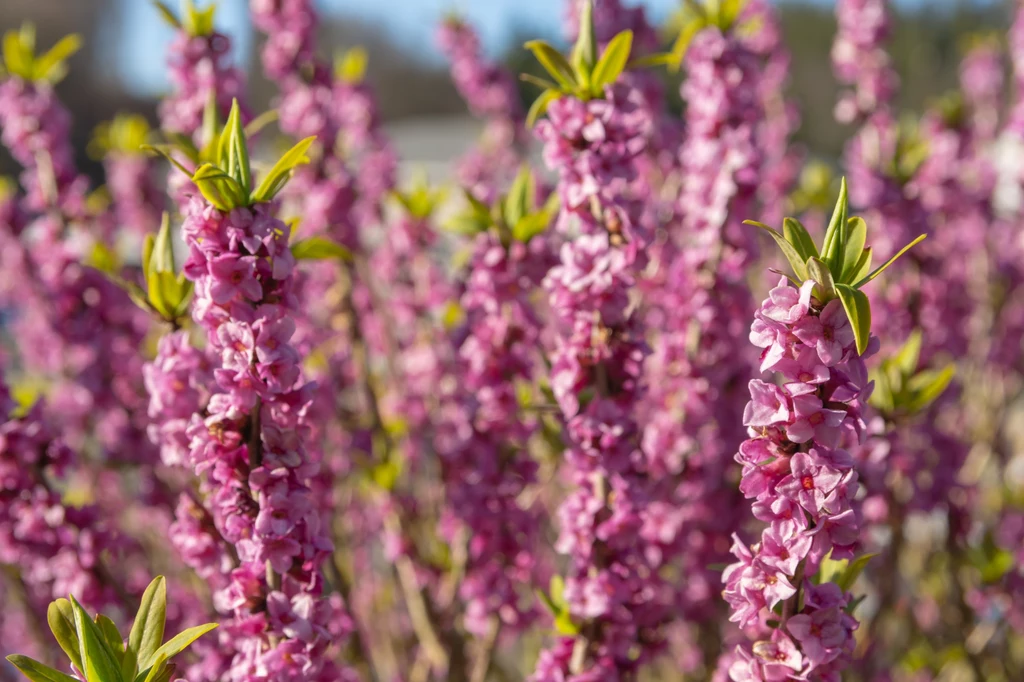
(590, 30, 632, 92)
(850, 246, 872, 285)
(745, 220, 807, 281)
(854, 234, 927, 289)
(243, 110, 278, 138)
(822, 177, 848, 273)
(524, 41, 576, 90)
(133, 654, 166, 682)
(47, 599, 83, 674)
(95, 615, 124, 663)
(71, 596, 122, 682)
(807, 257, 836, 300)
(894, 330, 923, 376)
(129, 576, 167, 673)
(150, 624, 218, 664)
(571, 0, 597, 74)
(907, 365, 955, 413)
(836, 553, 878, 592)
(5, 656, 79, 682)
(782, 217, 818, 261)
(250, 136, 316, 204)
(512, 212, 550, 243)
(527, 89, 561, 128)
(841, 216, 867, 283)
(33, 34, 81, 82)
(291, 236, 353, 262)
(835, 283, 872, 355)
(152, 2, 182, 29)
(519, 73, 559, 91)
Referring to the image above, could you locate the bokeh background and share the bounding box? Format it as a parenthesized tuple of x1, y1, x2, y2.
(0, 0, 1012, 186)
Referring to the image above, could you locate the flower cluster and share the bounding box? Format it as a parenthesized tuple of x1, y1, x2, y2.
(179, 196, 348, 681)
(831, 0, 898, 123)
(724, 278, 871, 680)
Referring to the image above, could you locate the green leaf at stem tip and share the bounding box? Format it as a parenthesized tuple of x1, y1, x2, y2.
(503, 166, 531, 229)
(895, 330, 923, 376)
(152, 2, 182, 29)
(782, 217, 818, 262)
(32, 34, 81, 83)
(249, 136, 316, 204)
(527, 89, 562, 127)
(821, 177, 848, 274)
(836, 283, 872, 355)
(850, 246, 872, 285)
(95, 615, 124, 664)
(744, 220, 807, 281)
(129, 576, 167, 674)
(523, 41, 576, 91)
(47, 599, 83, 674)
(906, 364, 955, 413)
(70, 596, 122, 682)
(220, 100, 250, 195)
(133, 654, 166, 682)
(806, 257, 836, 300)
(590, 30, 633, 93)
(290, 236, 353, 262)
(841, 216, 867, 283)
(571, 0, 597, 78)
(512, 212, 550, 243)
(835, 553, 878, 592)
(854, 234, 927, 289)
(149, 623, 218, 664)
(5, 655, 79, 682)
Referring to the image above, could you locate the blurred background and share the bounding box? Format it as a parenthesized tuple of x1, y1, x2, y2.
(0, 0, 1012, 184)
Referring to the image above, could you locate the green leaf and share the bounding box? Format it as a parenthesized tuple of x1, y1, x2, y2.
(32, 34, 81, 83)
(5, 656, 79, 682)
(151, 2, 182, 29)
(744, 220, 807, 281)
(850, 246, 873, 285)
(150, 214, 175, 275)
(806, 257, 836, 300)
(782, 217, 818, 262)
(526, 89, 562, 128)
(835, 553, 878, 592)
(840, 216, 867, 283)
(590, 30, 632, 92)
(149, 624, 218, 664)
(503, 166, 531, 229)
(140, 145, 194, 179)
(221, 100, 250, 194)
(133, 654, 166, 682)
(854, 234, 927, 289)
(571, 0, 597, 77)
(906, 365, 955, 413)
(894, 330, 923, 376)
(821, 177, 848, 274)
(335, 45, 368, 84)
(3, 31, 26, 79)
(290, 236, 353, 262)
(535, 589, 558, 617)
(192, 164, 246, 212)
(250, 136, 316, 204)
(243, 110, 279, 139)
(70, 596, 122, 682)
(47, 599, 83, 674)
(127, 577, 166, 676)
(667, 16, 704, 71)
(523, 41, 576, 91)
(835, 283, 872, 356)
(512, 212, 550, 243)
(95, 615, 123, 663)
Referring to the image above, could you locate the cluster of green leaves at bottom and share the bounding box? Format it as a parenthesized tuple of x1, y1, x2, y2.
(6, 576, 217, 682)
(746, 177, 927, 356)
(869, 330, 955, 418)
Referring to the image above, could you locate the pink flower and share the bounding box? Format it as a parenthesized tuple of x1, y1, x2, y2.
(788, 606, 847, 665)
(208, 254, 263, 304)
(793, 299, 855, 366)
(776, 451, 844, 514)
(786, 394, 846, 447)
(744, 380, 790, 427)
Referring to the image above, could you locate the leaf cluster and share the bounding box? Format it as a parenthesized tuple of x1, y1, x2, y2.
(7, 576, 217, 682)
(153, 1, 217, 38)
(522, 1, 634, 124)
(870, 330, 955, 417)
(445, 167, 557, 245)
(536, 575, 579, 635)
(0, 24, 81, 85)
(89, 115, 153, 160)
(746, 177, 926, 355)
(661, 0, 756, 68)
